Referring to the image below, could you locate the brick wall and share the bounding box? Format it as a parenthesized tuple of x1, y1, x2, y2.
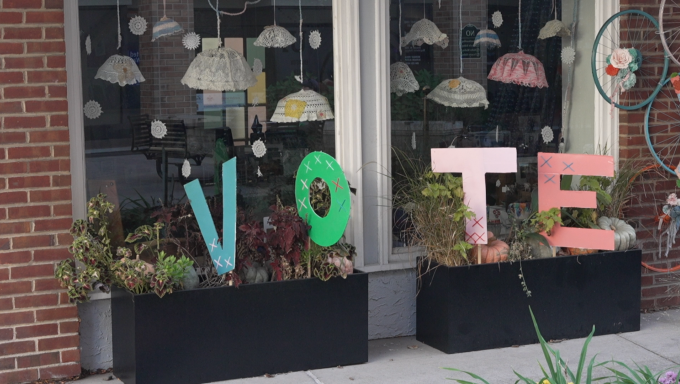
(0, 0, 80, 383)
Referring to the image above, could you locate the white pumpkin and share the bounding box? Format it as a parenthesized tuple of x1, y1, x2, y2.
(597, 216, 636, 251)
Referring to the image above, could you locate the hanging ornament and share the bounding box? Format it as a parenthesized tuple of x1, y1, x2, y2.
(151, 120, 167, 139)
(83, 100, 102, 120)
(252, 95, 260, 107)
(390, 62, 419, 96)
(473, 29, 501, 49)
(182, 32, 201, 50)
(541, 126, 554, 144)
(85, 35, 92, 55)
(538, 20, 571, 39)
(427, 77, 489, 109)
(129, 15, 147, 36)
(257, 166, 263, 178)
(492, 11, 503, 28)
(252, 58, 263, 76)
(488, 51, 548, 88)
(271, 89, 334, 123)
(152, 0, 183, 42)
(254, 25, 296, 48)
(182, 159, 191, 178)
(95, 55, 145, 86)
(561, 46, 576, 65)
(181, 47, 257, 91)
(252, 139, 267, 158)
(496, 180, 501, 187)
(309, 30, 322, 50)
(402, 19, 449, 49)
(411, 132, 416, 150)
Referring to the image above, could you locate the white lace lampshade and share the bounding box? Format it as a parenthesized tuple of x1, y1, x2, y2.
(152, 17, 184, 42)
(181, 47, 257, 91)
(426, 77, 489, 109)
(402, 19, 449, 49)
(538, 20, 571, 39)
(473, 29, 501, 49)
(270, 89, 334, 123)
(95, 54, 145, 86)
(390, 62, 419, 96)
(254, 25, 296, 48)
(487, 51, 549, 88)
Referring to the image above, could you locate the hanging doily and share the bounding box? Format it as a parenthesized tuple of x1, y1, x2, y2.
(561, 46, 576, 65)
(252, 139, 267, 158)
(252, 95, 260, 107)
(496, 180, 501, 187)
(309, 30, 322, 50)
(95, 54, 145, 86)
(488, 51, 549, 88)
(401, 19, 449, 49)
(83, 100, 102, 119)
(492, 11, 503, 28)
(541, 126, 554, 144)
(181, 47, 257, 91)
(427, 77, 489, 109)
(270, 89, 334, 123)
(85, 35, 91, 55)
(411, 132, 416, 150)
(538, 20, 571, 39)
(390, 62, 419, 96)
(473, 29, 501, 49)
(252, 59, 263, 76)
(254, 25, 296, 48)
(129, 16, 147, 36)
(152, 17, 184, 42)
(182, 32, 201, 50)
(257, 166, 263, 177)
(151, 120, 167, 139)
(182, 159, 191, 177)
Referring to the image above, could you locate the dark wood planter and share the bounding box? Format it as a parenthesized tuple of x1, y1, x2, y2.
(416, 250, 641, 354)
(112, 271, 368, 384)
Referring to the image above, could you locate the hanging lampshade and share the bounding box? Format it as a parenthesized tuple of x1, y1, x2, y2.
(473, 29, 501, 49)
(181, 47, 257, 91)
(95, 54, 145, 86)
(390, 62, 419, 96)
(152, 17, 183, 41)
(487, 51, 549, 88)
(270, 89, 334, 123)
(538, 19, 571, 39)
(426, 77, 489, 109)
(402, 19, 449, 49)
(254, 25, 296, 48)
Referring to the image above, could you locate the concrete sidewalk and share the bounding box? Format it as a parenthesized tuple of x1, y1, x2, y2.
(70, 309, 680, 384)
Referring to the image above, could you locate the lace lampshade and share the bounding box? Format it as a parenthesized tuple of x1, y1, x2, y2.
(152, 17, 184, 42)
(402, 19, 448, 49)
(473, 29, 501, 49)
(487, 51, 549, 88)
(538, 20, 571, 39)
(95, 55, 145, 86)
(426, 77, 489, 109)
(180, 47, 257, 91)
(390, 62, 419, 96)
(254, 25, 296, 48)
(270, 89, 334, 123)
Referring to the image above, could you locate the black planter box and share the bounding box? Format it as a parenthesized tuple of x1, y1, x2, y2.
(416, 250, 641, 354)
(112, 271, 368, 384)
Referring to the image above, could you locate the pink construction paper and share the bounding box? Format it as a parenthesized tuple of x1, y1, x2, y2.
(431, 148, 517, 244)
(537, 152, 615, 250)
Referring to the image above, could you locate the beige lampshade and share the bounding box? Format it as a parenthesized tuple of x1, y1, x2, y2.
(181, 47, 257, 91)
(270, 89, 334, 123)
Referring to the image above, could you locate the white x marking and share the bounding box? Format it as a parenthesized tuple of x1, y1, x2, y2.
(225, 258, 234, 267)
(213, 256, 223, 268)
(298, 197, 308, 209)
(314, 155, 322, 164)
(301, 179, 309, 190)
(209, 238, 219, 252)
(326, 160, 334, 170)
(304, 162, 312, 173)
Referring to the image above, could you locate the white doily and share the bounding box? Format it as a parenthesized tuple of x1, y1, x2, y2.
(254, 25, 296, 48)
(182, 32, 201, 50)
(538, 20, 571, 39)
(252, 59, 263, 76)
(309, 30, 322, 50)
(129, 16, 147, 36)
(83, 100, 102, 119)
(151, 120, 167, 139)
(426, 77, 489, 109)
(561, 46, 576, 65)
(257, 166, 263, 177)
(492, 11, 503, 28)
(270, 89, 335, 123)
(95, 54, 145, 86)
(182, 159, 191, 177)
(402, 19, 448, 49)
(181, 47, 257, 92)
(496, 180, 501, 187)
(488, 51, 549, 88)
(152, 17, 183, 42)
(252, 139, 267, 158)
(541, 126, 554, 144)
(411, 132, 416, 150)
(390, 62, 419, 96)
(252, 95, 260, 107)
(85, 35, 91, 55)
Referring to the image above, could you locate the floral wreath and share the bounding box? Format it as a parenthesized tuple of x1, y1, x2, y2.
(605, 48, 642, 92)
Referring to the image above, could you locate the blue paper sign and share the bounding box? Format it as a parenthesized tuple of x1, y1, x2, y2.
(183, 158, 237, 275)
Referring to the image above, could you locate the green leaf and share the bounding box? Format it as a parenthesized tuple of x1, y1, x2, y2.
(442, 368, 490, 384)
(574, 326, 596, 384)
(676, 179, 680, 188)
(529, 307, 558, 379)
(512, 370, 537, 384)
(561, 174, 573, 190)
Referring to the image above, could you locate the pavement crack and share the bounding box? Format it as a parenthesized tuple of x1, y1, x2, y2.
(615, 334, 680, 365)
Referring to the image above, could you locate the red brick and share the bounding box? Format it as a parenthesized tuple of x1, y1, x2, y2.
(25, 159, 56, 172)
(0, 298, 13, 311)
(33, 217, 72, 231)
(3, 27, 42, 40)
(46, 55, 65, 68)
(0, 12, 23, 24)
(16, 352, 60, 368)
(0, 42, 23, 54)
(0, 268, 8, 280)
(0, 239, 8, 252)
(45, 27, 64, 40)
(49, 114, 67, 127)
(0, 312, 34, 327)
(61, 349, 79, 363)
(0, 71, 23, 84)
(25, 11, 64, 24)
(25, 100, 67, 113)
(0, 208, 6, 220)
(0, 329, 11, 342)
(27, 70, 67, 84)
(0, 281, 32, 296)
(26, 41, 64, 54)
(52, 175, 70, 187)
(13, 234, 54, 249)
(34, 248, 71, 262)
(3, 116, 45, 129)
(0, 357, 14, 371)
(7, 205, 50, 219)
(0, 161, 27, 174)
(53, 144, 69, 157)
(38, 335, 78, 351)
(34, 278, 61, 292)
(8, 176, 51, 189)
(11, 263, 54, 279)
(39, 363, 80, 380)
(0, 369, 38, 384)
(0, 131, 26, 144)
(3, 0, 42, 8)
(3, 56, 43, 69)
(47, 85, 66, 98)
(15, 294, 59, 309)
(53, 204, 71, 217)
(59, 321, 78, 334)
(16, 324, 58, 340)
(7, 146, 51, 159)
(0, 221, 30, 235)
(57, 291, 68, 304)
(4, 85, 45, 99)
(36, 306, 77, 322)
(30, 130, 68, 143)
(0, 101, 23, 113)
(45, 0, 63, 9)
(55, 233, 71, 245)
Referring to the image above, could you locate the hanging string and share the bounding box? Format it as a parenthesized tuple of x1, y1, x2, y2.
(518, 0, 522, 50)
(553, 0, 557, 20)
(459, 0, 463, 75)
(206, 0, 262, 17)
(399, 0, 402, 56)
(162, 0, 167, 19)
(116, 0, 121, 49)
(299, 0, 304, 84)
(216, 0, 222, 46)
(274, 0, 277, 26)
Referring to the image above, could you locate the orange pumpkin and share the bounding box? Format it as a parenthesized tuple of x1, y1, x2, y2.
(469, 232, 509, 264)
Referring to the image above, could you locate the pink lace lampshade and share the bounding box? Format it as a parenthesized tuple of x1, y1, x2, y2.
(487, 51, 549, 88)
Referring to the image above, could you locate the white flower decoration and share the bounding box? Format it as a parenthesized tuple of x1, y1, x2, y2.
(182, 159, 191, 178)
(252, 139, 267, 158)
(561, 46, 576, 65)
(411, 132, 416, 150)
(182, 32, 201, 50)
(257, 166, 263, 177)
(85, 35, 92, 55)
(492, 11, 503, 28)
(252, 95, 260, 107)
(309, 30, 322, 50)
(151, 120, 167, 139)
(83, 100, 102, 119)
(128, 16, 147, 36)
(541, 126, 554, 144)
(252, 58, 263, 76)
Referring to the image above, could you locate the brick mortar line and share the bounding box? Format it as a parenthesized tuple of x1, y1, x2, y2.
(0, 305, 75, 314)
